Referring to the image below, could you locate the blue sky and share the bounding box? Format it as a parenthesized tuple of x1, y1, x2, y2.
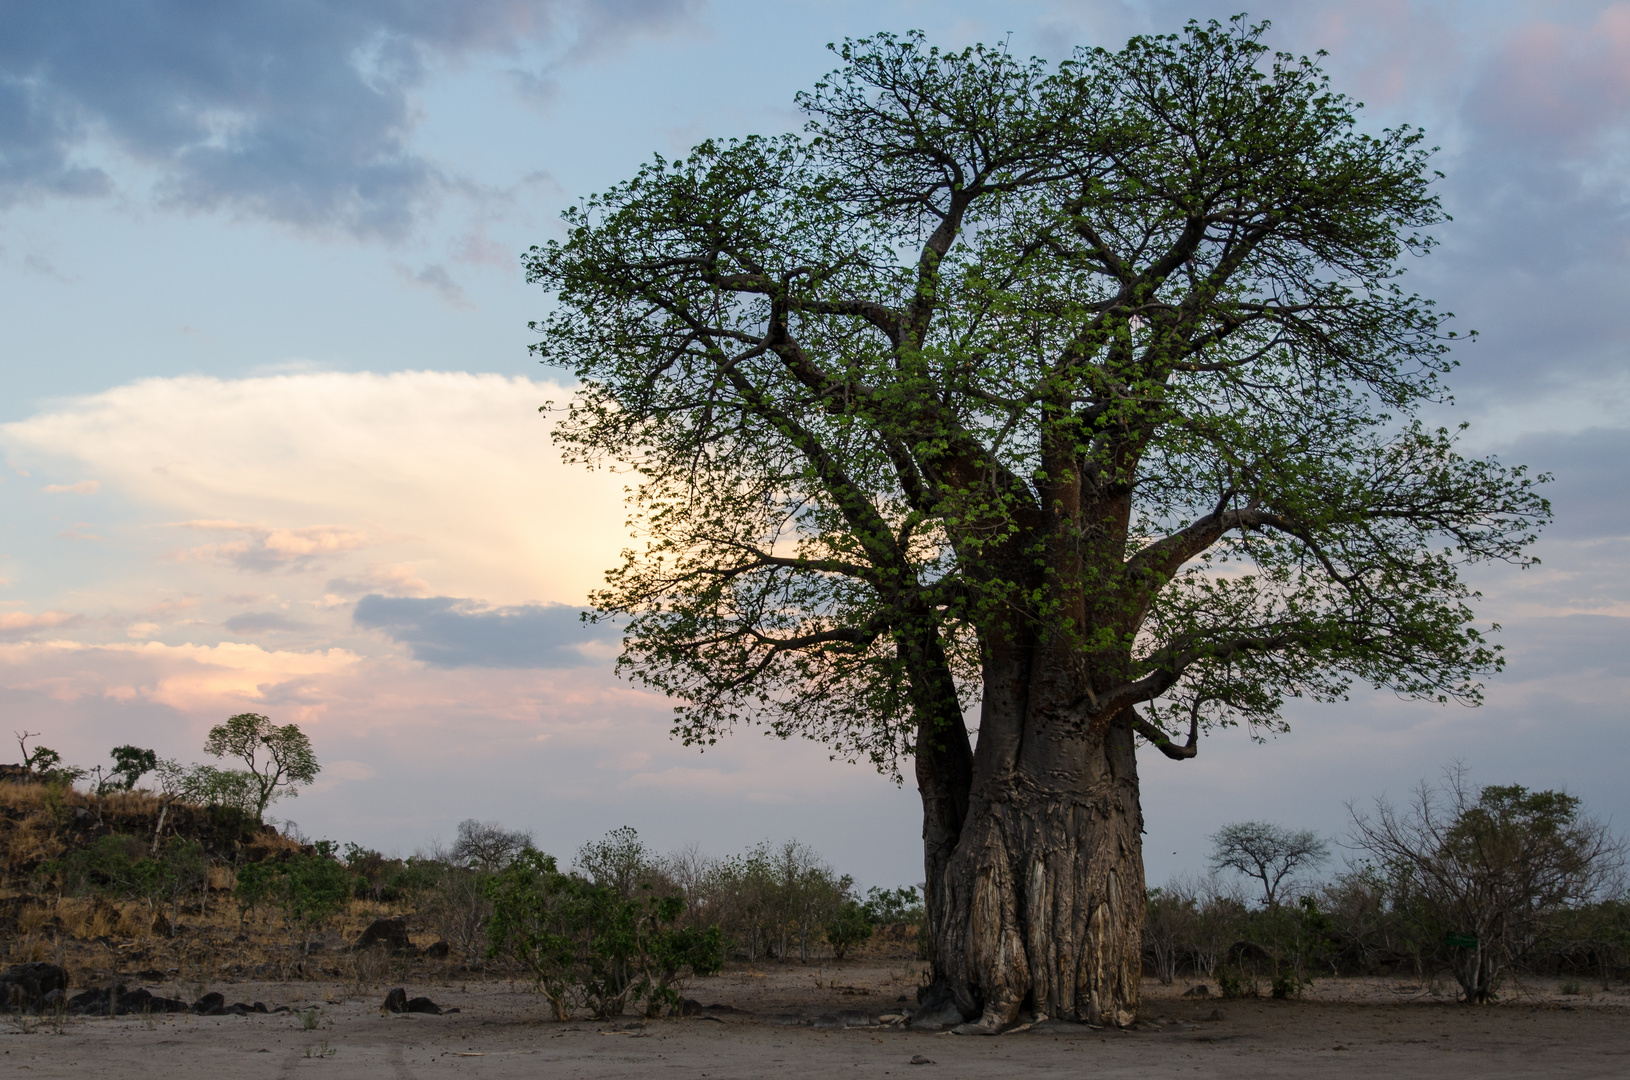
(1, 0, 1627, 891)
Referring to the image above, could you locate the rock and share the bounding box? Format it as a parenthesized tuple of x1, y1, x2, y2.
(193, 991, 226, 1014)
(405, 997, 442, 1014)
(676, 998, 706, 1017)
(382, 987, 408, 1013)
(356, 917, 412, 954)
(837, 1010, 878, 1028)
(767, 1013, 804, 1026)
(0, 962, 68, 1006)
(38, 988, 64, 1009)
(1206, 1008, 1223, 1022)
(1182, 984, 1211, 998)
(117, 988, 154, 1014)
(811, 1013, 842, 1029)
(424, 941, 451, 960)
(910, 1055, 934, 1065)
(703, 1003, 745, 1014)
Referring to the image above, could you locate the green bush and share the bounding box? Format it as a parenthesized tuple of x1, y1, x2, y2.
(823, 900, 874, 960)
(485, 850, 725, 1021)
(235, 852, 351, 948)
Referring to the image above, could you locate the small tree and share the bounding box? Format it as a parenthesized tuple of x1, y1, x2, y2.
(203, 713, 319, 822)
(109, 745, 158, 791)
(1348, 767, 1626, 1003)
(824, 900, 875, 959)
(1209, 822, 1330, 909)
(575, 826, 656, 899)
(453, 819, 535, 873)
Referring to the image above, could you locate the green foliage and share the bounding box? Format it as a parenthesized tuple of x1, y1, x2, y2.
(157, 762, 261, 816)
(1217, 966, 1256, 999)
(56, 834, 206, 923)
(525, 17, 1548, 801)
(1348, 769, 1625, 1003)
(823, 900, 875, 959)
(234, 853, 351, 940)
(13, 732, 85, 785)
(861, 886, 924, 924)
(108, 746, 158, 791)
(203, 713, 320, 822)
(485, 847, 725, 1021)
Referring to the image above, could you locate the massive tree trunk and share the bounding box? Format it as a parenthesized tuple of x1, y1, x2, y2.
(917, 683, 1145, 1030)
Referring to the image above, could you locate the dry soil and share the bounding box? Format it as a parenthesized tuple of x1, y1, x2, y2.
(4, 962, 1627, 1078)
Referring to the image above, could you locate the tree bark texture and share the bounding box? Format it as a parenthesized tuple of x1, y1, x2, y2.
(921, 708, 1145, 1029)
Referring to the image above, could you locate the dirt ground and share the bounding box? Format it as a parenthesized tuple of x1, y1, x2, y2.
(5, 963, 1628, 1079)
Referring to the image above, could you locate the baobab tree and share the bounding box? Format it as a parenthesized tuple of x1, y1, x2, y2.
(527, 19, 1548, 1030)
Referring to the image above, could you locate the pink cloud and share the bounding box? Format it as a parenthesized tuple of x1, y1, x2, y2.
(43, 480, 100, 494)
(1469, 4, 1630, 148)
(166, 520, 375, 571)
(0, 610, 83, 639)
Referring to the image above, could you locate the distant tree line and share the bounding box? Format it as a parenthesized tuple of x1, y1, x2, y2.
(1146, 769, 1627, 1003)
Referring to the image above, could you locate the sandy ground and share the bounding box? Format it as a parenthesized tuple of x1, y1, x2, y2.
(5, 963, 1628, 1079)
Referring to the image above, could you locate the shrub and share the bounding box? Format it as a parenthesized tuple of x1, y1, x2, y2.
(823, 900, 874, 960)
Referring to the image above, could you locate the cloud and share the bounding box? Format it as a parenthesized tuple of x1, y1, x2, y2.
(0, 1, 701, 235)
(0, 638, 359, 714)
(167, 520, 375, 571)
(0, 610, 82, 639)
(223, 612, 311, 635)
(42, 480, 98, 494)
(0, 371, 631, 606)
(353, 594, 615, 668)
(392, 261, 470, 307)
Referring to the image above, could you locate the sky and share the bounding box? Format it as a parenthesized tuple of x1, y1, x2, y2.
(0, 0, 1626, 893)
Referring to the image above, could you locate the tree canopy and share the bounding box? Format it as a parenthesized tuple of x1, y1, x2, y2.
(529, 18, 1546, 768)
(203, 713, 319, 822)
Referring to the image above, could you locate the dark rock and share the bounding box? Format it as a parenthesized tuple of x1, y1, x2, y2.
(39, 988, 64, 1009)
(356, 917, 412, 954)
(703, 1003, 745, 1014)
(768, 1014, 804, 1026)
(405, 996, 442, 1015)
(910, 1055, 934, 1065)
(1206, 1008, 1223, 1022)
(193, 991, 225, 1014)
(382, 987, 408, 1013)
(154, 997, 191, 1013)
(252, 1001, 268, 1013)
(676, 998, 705, 1017)
(811, 1013, 842, 1029)
(1181, 984, 1211, 998)
(68, 988, 108, 1013)
(837, 1010, 878, 1028)
(117, 988, 154, 1012)
(423, 940, 451, 960)
(0, 962, 68, 1003)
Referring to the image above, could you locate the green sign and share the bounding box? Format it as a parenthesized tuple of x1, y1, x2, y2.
(1445, 932, 1478, 949)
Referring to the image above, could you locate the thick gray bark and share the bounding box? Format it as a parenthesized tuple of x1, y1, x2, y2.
(919, 706, 1145, 1030)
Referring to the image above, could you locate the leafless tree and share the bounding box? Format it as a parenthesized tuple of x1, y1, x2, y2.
(1209, 822, 1330, 909)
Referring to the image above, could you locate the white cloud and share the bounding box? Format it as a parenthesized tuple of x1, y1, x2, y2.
(1, 371, 630, 606)
(42, 480, 99, 494)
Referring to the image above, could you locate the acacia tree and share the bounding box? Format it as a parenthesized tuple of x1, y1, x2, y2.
(528, 20, 1547, 1028)
(1209, 821, 1329, 909)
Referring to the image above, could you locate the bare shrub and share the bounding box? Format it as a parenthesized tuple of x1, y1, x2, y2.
(1348, 766, 1626, 1002)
